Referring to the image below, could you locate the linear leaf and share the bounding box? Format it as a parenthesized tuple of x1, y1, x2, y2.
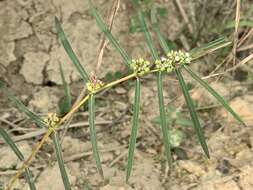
(126, 78, 141, 182)
(0, 128, 24, 160)
(0, 128, 36, 190)
(190, 37, 227, 53)
(175, 69, 210, 158)
(148, 6, 173, 165)
(183, 65, 246, 127)
(88, 0, 131, 67)
(88, 94, 104, 179)
(59, 63, 72, 115)
(55, 17, 90, 82)
(157, 73, 173, 165)
(0, 81, 46, 128)
(136, 9, 159, 60)
(189, 37, 232, 60)
(52, 132, 72, 190)
(151, 6, 171, 53)
(153, 114, 193, 127)
(24, 168, 37, 190)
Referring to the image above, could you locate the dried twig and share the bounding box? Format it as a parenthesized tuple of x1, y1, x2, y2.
(203, 53, 253, 79)
(232, 0, 241, 66)
(237, 43, 253, 52)
(64, 145, 125, 162)
(210, 28, 252, 76)
(174, 0, 193, 34)
(238, 28, 253, 47)
(109, 150, 128, 167)
(60, 87, 86, 143)
(95, 0, 121, 73)
(61, 0, 120, 143)
(0, 120, 112, 144)
(60, 0, 121, 142)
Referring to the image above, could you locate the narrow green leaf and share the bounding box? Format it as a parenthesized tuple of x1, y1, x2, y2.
(189, 37, 232, 60)
(136, 9, 159, 60)
(0, 127, 24, 161)
(126, 78, 141, 182)
(157, 73, 173, 165)
(183, 65, 247, 127)
(175, 69, 210, 158)
(88, 0, 131, 67)
(190, 37, 227, 53)
(59, 63, 72, 115)
(0, 81, 46, 128)
(52, 132, 72, 190)
(59, 63, 72, 107)
(151, 6, 171, 53)
(0, 128, 36, 190)
(151, 6, 175, 167)
(153, 114, 193, 127)
(55, 17, 90, 82)
(88, 94, 104, 179)
(174, 118, 193, 127)
(24, 168, 37, 190)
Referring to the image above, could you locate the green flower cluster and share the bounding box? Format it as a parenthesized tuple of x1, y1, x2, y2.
(155, 58, 174, 73)
(167, 50, 191, 65)
(44, 113, 60, 128)
(130, 58, 151, 75)
(86, 80, 104, 93)
(155, 50, 192, 73)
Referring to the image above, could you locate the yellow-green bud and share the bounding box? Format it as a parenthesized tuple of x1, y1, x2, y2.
(166, 50, 192, 65)
(155, 58, 174, 73)
(130, 58, 151, 76)
(44, 113, 60, 128)
(86, 79, 104, 93)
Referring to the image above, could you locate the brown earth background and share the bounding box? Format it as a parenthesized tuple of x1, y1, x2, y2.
(0, 0, 253, 189)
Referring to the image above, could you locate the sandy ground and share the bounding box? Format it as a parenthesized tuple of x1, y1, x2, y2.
(0, 0, 253, 189)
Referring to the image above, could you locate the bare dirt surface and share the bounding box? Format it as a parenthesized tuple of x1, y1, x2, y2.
(0, 0, 253, 190)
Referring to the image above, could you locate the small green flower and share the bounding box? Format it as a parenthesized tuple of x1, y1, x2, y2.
(155, 50, 192, 73)
(44, 113, 60, 128)
(166, 50, 192, 65)
(130, 58, 151, 75)
(86, 79, 104, 93)
(155, 57, 174, 73)
(184, 52, 192, 64)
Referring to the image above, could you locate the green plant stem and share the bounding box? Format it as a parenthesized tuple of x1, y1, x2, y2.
(61, 69, 161, 128)
(7, 129, 53, 190)
(94, 73, 136, 93)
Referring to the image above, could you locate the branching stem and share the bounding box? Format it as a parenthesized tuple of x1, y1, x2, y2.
(6, 69, 160, 189)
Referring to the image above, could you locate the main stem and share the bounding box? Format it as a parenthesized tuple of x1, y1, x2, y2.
(7, 69, 160, 189)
